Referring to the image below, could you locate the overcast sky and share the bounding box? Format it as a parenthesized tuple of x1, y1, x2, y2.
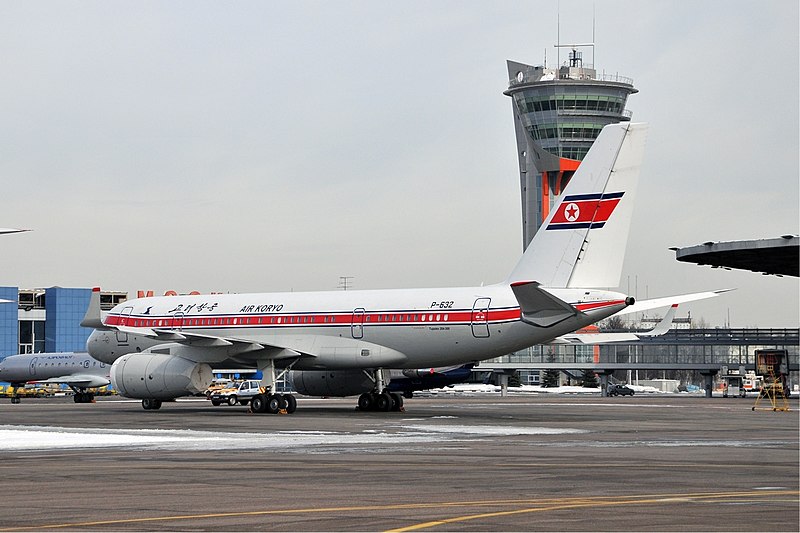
(1, 0, 797, 327)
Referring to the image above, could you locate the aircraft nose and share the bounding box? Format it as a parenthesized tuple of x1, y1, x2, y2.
(87, 330, 115, 364)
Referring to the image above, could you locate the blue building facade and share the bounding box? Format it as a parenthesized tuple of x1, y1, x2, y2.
(0, 286, 100, 359)
(44, 288, 93, 353)
(0, 286, 18, 357)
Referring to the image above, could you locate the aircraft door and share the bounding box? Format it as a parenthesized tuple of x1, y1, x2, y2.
(173, 311, 185, 331)
(351, 308, 365, 339)
(471, 298, 491, 338)
(116, 306, 133, 344)
(29, 357, 38, 377)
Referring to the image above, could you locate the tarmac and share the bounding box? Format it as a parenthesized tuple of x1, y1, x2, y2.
(0, 393, 797, 532)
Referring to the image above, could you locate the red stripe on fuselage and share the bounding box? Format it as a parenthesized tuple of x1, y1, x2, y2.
(102, 300, 626, 330)
(574, 300, 627, 312)
(104, 309, 522, 329)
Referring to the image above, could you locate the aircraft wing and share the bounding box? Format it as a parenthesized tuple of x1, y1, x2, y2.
(31, 374, 111, 388)
(0, 228, 29, 235)
(109, 325, 409, 367)
(118, 326, 269, 352)
(613, 289, 733, 316)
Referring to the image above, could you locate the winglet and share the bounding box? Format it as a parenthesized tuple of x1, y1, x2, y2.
(638, 304, 679, 337)
(80, 287, 107, 329)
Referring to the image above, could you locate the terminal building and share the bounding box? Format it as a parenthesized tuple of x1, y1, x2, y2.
(0, 287, 127, 358)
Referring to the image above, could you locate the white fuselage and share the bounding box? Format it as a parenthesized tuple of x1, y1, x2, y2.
(0, 352, 110, 385)
(96, 284, 629, 370)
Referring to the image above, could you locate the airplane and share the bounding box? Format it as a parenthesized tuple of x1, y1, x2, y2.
(79, 122, 714, 414)
(83, 303, 705, 407)
(0, 352, 110, 404)
(0, 228, 29, 235)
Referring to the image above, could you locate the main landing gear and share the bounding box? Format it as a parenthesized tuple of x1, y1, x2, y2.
(73, 391, 95, 403)
(357, 391, 404, 412)
(142, 398, 163, 410)
(356, 368, 404, 412)
(249, 357, 298, 415)
(250, 393, 297, 414)
(9, 384, 21, 404)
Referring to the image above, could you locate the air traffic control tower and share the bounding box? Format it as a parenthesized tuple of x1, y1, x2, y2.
(505, 47, 637, 248)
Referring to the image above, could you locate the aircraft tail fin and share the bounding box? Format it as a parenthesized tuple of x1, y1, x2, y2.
(506, 122, 648, 288)
(80, 287, 107, 329)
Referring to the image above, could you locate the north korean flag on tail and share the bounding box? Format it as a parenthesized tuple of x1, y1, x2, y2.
(546, 192, 625, 230)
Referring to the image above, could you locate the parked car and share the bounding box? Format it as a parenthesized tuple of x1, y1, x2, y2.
(607, 384, 635, 396)
(209, 380, 262, 406)
(203, 378, 233, 398)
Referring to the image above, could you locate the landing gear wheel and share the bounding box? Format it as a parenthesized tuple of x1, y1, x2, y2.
(142, 398, 162, 410)
(357, 393, 373, 411)
(375, 392, 392, 412)
(267, 395, 281, 414)
(390, 392, 403, 412)
(250, 394, 267, 413)
(283, 394, 297, 414)
(278, 395, 288, 411)
(227, 395, 238, 406)
(11, 397, 20, 404)
(74, 392, 94, 403)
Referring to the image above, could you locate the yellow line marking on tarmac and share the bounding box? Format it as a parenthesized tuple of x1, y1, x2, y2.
(385, 490, 800, 532)
(2, 490, 796, 531)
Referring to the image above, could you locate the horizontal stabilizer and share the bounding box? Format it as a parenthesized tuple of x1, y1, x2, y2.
(511, 281, 577, 327)
(552, 332, 640, 344)
(614, 289, 733, 316)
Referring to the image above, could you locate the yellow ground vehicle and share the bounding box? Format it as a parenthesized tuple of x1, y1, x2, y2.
(209, 380, 261, 406)
(203, 379, 234, 399)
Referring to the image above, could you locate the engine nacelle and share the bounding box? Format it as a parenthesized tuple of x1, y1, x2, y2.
(290, 370, 374, 397)
(111, 352, 213, 400)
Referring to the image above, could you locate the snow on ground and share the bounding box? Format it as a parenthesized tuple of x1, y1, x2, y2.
(0, 423, 588, 452)
(420, 384, 673, 395)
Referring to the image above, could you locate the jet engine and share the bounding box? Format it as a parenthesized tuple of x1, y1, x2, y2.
(111, 352, 213, 400)
(290, 370, 374, 397)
